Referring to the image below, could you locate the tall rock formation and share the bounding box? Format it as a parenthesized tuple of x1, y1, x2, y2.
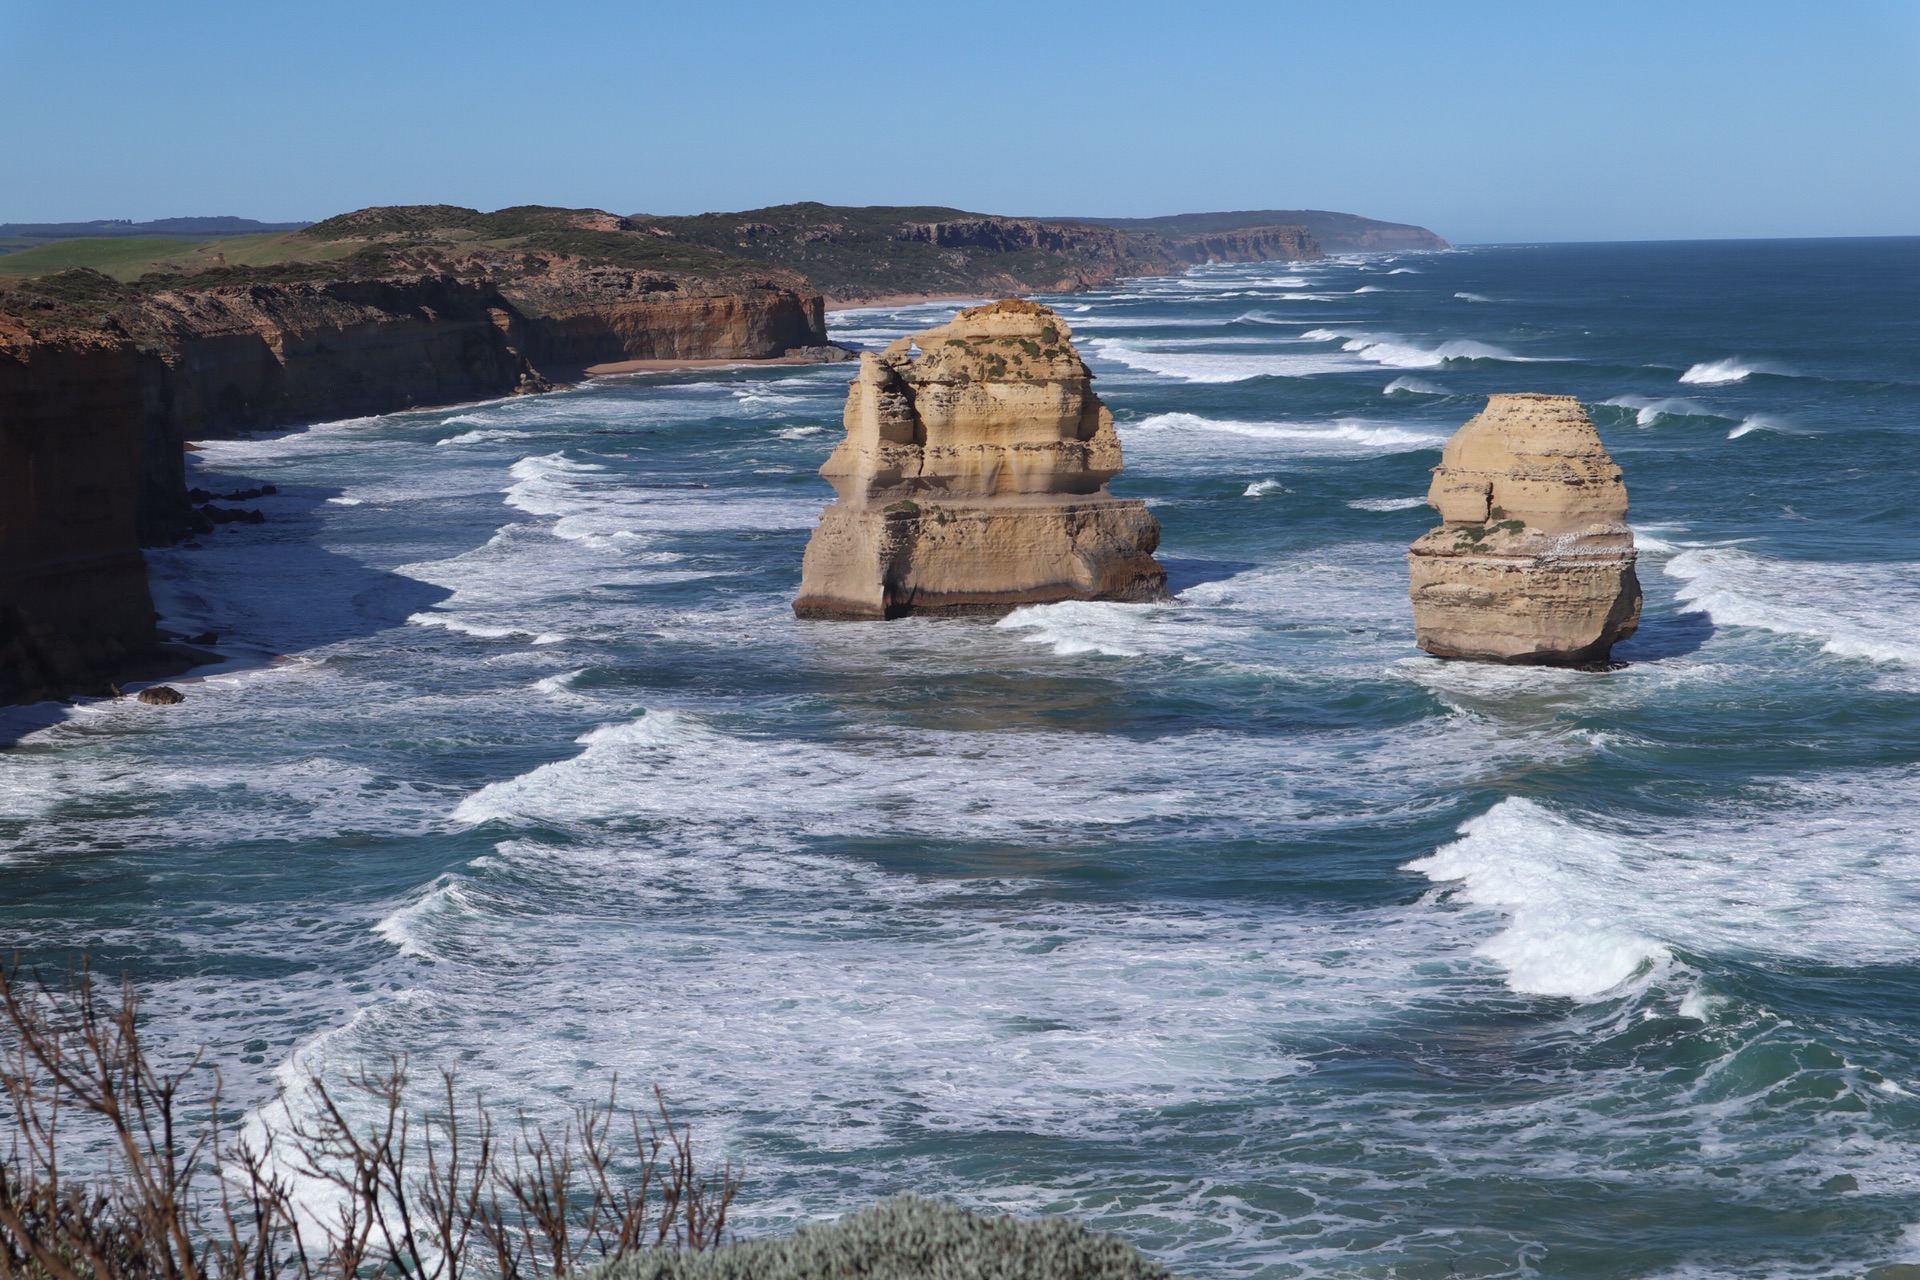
(794, 300, 1167, 620)
(1408, 394, 1641, 665)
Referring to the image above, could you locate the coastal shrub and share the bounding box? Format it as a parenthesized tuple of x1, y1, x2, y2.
(589, 1196, 1172, 1280)
(0, 963, 735, 1280)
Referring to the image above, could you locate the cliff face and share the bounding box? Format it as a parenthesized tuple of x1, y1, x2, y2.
(0, 322, 159, 702)
(794, 300, 1167, 620)
(0, 262, 831, 704)
(1159, 225, 1318, 264)
(1408, 394, 1641, 665)
(501, 269, 822, 365)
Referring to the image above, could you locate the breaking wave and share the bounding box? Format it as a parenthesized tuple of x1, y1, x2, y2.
(1411, 781, 1920, 1001)
(1680, 358, 1762, 385)
(1667, 548, 1920, 665)
(1126, 412, 1448, 455)
(1300, 329, 1532, 369)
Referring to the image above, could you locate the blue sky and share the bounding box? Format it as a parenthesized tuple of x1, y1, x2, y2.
(2, 0, 1915, 242)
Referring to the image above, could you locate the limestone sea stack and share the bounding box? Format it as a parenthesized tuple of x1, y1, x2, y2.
(1408, 393, 1641, 664)
(793, 300, 1168, 619)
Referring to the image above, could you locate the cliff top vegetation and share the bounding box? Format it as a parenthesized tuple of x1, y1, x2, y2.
(0, 201, 1439, 318)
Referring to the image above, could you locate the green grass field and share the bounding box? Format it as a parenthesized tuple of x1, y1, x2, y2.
(0, 233, 362, 281)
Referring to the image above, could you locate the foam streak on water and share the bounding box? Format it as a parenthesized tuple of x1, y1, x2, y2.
(7, 241, 1920, 1279)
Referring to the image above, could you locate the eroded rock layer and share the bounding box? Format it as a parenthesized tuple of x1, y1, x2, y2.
(1408, 393, 1641, 665)
(794, 300, 1167, 619)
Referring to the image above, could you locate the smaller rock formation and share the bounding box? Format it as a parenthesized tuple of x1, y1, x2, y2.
(136, 685, 184, 705)
(794, 299, 1167, 619)
(1408, 394, 1640, 665)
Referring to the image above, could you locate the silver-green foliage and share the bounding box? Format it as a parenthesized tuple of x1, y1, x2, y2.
(589, 1196, 1173, 1280)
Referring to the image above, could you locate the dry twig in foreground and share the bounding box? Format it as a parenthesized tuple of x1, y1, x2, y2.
(0, 962, 737, 1280)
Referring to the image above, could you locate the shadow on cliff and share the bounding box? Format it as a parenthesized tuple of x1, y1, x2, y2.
(1613, 608, 1715, 663)
(1160, 556, 1262, 597)
(1, 481, 451, 748)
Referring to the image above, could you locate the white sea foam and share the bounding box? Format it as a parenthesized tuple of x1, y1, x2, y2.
(1089, 338, 1357, 381)
(1453, 291, 1490, 302)
(439, 428, 533, 446)
(1667, 549, 1920, 665)
(450, 702, 1534, 836)
(1124, 412, 1447, 455)
(1680, 358, 1761, 385)
(1727, 414, 1796, 439)
(1347, 496, 1427, 512)
(1243, 478, 1288, 497)
(1383, 376, 1447, 396)
(1409, 800, 1667, 1000)
(1386, 268, 1418, 274)
(777, 425, 826, 438)
(1412, 776, 1920, 1000)
(504, 452, 610, 518)
(1351, 286, 1384, 294)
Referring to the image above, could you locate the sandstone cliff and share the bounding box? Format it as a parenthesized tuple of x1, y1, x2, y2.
(794, 300, 1167, 619)
(0, 242, 833, 704)
(1408, 394, 1641, 665)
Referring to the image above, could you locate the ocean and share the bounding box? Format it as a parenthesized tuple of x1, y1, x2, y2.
(4, 237, 1919, 1278)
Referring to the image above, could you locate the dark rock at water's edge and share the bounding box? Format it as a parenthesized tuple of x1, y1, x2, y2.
(135, 685, 184, 705)
(588, 1196, 1171, 1280)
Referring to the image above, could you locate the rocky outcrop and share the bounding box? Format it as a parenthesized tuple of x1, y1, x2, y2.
(794, 300, 1167, 620)
(1408, 394, 1641, 665)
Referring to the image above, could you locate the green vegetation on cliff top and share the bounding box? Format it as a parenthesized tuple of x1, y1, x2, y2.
(0, 201, 1435, 322)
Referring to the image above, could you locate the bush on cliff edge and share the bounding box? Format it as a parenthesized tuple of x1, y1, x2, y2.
(588, 1196, 1172, 1280)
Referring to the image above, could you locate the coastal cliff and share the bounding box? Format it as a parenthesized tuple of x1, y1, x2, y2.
(0, 322, 159, 702)
(0, 215, 835, 704)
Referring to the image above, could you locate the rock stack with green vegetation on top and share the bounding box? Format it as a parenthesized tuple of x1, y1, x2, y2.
(793, 300, 1168, 620)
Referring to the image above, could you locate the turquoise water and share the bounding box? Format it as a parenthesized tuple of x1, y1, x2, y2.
(4, 239, 1919, 1277)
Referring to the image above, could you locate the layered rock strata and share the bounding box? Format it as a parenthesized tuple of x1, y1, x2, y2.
(1408, 394, 1641, 665)
(0, 268, 833, 703)
(794, 300, 1167, 620)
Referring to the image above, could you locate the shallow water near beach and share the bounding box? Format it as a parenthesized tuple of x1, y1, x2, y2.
(5, 238, 1920, 1278)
